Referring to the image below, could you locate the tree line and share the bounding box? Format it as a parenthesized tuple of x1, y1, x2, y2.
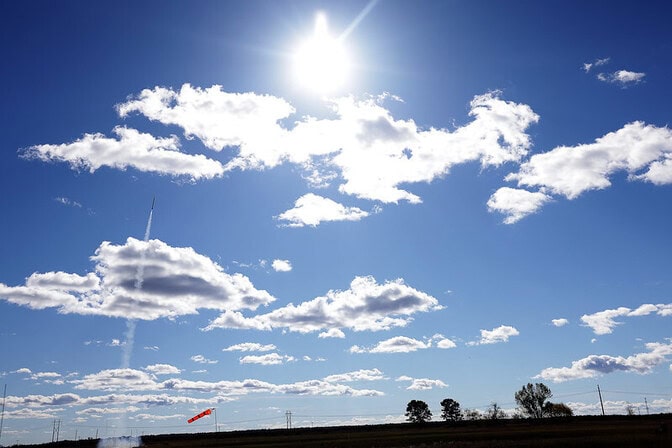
(405, 382, 573, 423)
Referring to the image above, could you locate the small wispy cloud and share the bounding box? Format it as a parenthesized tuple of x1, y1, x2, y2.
(582, 57, 610, 73)
(190, 355, 218, 364)
(54, 197, 82, 208)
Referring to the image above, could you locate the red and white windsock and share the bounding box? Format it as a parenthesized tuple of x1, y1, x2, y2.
(187, 408, 212, 423)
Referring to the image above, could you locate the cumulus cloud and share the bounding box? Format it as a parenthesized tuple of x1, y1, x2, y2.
(117, 84, 295, 157)
(468, 325, 519, 345)
(271, 259, 292, 272)
(222, 342, 276, 352)
(580, 303, 672, 335)
(351, 336, 429, 354)
(118, 86, 538, 205)
(597, 70, 646, 86)
(537, 340, 672, 382)
(396, 376, 448, 390)
(4, 391, 226, 411)
(276, 193, 369, 227)
(492, 122, 672, 222)
(26, 85, 542, 225)
(204, 275, 442, 333)
(349, 334, 454, 354)
(72, 369, 159, 391)
(323, 369, 386, 383)
(22, 126, 224, 180)
(319, 328, 346, 338)
(162, 377, 382, 397)
(144, 364, 181, 375)
(486, 187, 551, 224)
(0, 237, 275, 320)
(552, 318, 569, 327)
(239, 353, 295, 365)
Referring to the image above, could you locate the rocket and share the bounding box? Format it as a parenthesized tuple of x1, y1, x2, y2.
(151, 196, 155, 210)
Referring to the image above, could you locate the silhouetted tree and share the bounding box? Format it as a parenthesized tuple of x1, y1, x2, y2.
(486, 402, 507, 420)
(544, 402, 574, 417)
(514, 383, 553, 418)
(406, 400, 432, 423)
(440, 398, 463, 422)
(463, 408, 482, 420)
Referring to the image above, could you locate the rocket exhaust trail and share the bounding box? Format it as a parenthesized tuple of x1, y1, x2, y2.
(104, 198, 155, 447)
(124, 197, 154, 367)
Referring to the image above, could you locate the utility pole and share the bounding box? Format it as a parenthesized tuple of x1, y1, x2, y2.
(597, 385, 605, 416)
(285, 410, 292, 429)
(644, 397, 649, 415)
(0, 384, 6, 445)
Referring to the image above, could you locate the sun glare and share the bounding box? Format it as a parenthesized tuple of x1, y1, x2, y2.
(292, 13, 350, 95)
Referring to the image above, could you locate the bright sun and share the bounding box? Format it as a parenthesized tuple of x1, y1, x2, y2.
(292, 13, 350, 94)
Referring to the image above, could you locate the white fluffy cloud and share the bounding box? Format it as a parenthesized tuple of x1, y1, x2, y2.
(276, 193, 369, 227)
(396, 376, 448, 391)
(597, 70, 646, 86)
(271, 259, 292, 272)
(351, 336, 429, 354)
(117, 84, 295, 159)
(22, 126, 224, 180)
(72, 369, 159, 391)
(468, 325, 519, 345)
(27, 85, 542, 225)
(492, 122, 672, 222)
(239, 353, 295, 365)
(222, 342, 276, 352)
(144, 364, 181, 375)
(580, 303, 672, 335)
(323, 369, 386, 383)
(486, 187, 551, 224)
(0, 237, 275, 320)
(349, 334, 454, 354)
(204, 275, 442, 333)
(551, 318, 569, 327)
(319, 328, 346, 338)
(537, 340, 672, 382)
(117, 86, 538, 206)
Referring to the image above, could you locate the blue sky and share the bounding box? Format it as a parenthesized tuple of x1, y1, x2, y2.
(2, 0, 672, 444)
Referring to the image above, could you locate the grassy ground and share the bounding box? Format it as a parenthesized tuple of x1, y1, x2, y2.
(20, 414, 671, 448)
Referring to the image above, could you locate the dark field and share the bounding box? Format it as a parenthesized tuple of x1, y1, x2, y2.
(22, 414, 672, 448)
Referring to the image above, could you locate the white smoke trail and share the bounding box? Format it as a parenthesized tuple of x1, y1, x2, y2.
(134, 209, 153, 289)
(99, 203, 153, 448)
(121, 320, 136, 369)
